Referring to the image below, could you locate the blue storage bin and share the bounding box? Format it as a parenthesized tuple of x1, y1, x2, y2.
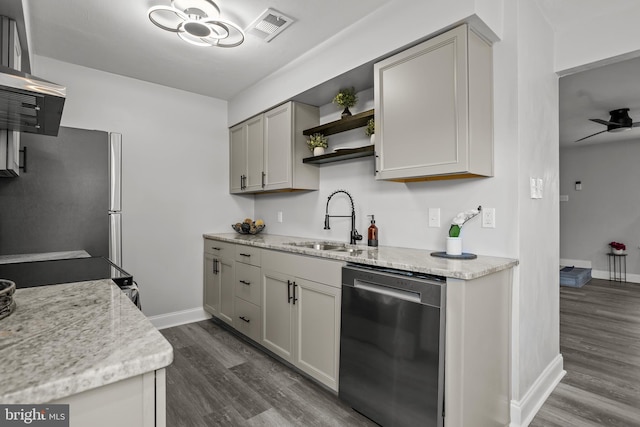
(560, 267, 591, 288)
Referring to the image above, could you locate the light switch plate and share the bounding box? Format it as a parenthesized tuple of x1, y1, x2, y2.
(428, 208, 440, 227)
(277, 211, 283, 223)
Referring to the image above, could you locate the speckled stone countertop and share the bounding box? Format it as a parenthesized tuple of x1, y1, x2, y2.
(0, 280, 173, 404)
(203, 233, 518, 280)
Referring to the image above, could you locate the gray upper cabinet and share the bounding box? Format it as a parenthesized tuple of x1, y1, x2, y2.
(229, 101, 319, 194)
(374, 24, 493, 181)
(229, 115, 263, 192)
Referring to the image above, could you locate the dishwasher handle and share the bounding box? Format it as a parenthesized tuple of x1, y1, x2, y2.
(354, 279, 421, 303)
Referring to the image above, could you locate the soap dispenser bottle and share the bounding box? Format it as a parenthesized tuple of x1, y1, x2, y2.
(367, 215, 378, 247)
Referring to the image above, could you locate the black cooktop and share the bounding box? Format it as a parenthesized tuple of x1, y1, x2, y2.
(0, 257, 133, 289)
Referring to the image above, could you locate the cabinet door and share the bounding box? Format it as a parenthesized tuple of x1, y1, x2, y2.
(203, 253, 220, 316)
(261, 269, 294, 362)
(218, 257, 235, 325)
(374, 25, 493, 181)
(263, 102, 292, 191)
(295, 278, 341, 391)
(245, 115, 265, 192)
(229, 123, 246, 193)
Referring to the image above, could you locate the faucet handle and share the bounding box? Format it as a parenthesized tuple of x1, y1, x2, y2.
(353, 230, 363, 241)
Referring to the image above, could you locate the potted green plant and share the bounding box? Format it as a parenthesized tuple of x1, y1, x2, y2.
(307, 133, 328, 156)
(447, 206, 482, 255)
(365, 118, 375, 143)
(333, 87, 358, 118)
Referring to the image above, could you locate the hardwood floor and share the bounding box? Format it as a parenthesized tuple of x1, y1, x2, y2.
(161, 278, 640, 426)
(160, 320, 377, 427)
(531, 278, 640, 427)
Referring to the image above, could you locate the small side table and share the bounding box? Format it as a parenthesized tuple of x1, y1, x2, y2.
(607, 253, 627, 282)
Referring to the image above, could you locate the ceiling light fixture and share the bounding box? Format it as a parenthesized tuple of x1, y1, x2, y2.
(148, 0, 244, 48)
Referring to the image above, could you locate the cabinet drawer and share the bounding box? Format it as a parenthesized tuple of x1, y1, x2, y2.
(204, 239, 235, 258)
(235, 245, 261, 266)
(235, 263, 261, 306)
(235, 297, 261, 342)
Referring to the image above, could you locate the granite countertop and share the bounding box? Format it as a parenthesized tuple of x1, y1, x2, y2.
(203, 233, 518, 280)
(0, 280, 173, 404)
(0, 250, 91, 265)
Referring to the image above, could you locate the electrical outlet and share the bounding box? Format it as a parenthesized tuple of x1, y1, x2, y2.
(277, 211, 283, 223)
(428, 208, 440, 227)
(482, 208, 496, 228)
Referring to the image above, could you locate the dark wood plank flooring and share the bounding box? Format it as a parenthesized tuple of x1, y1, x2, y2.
(531, 279, 640, 426)
(162, 278, 640, 426)
(161, 320, 377, 427)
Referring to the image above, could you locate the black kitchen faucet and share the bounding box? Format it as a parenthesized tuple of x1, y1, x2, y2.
(324, 189, 363, 245)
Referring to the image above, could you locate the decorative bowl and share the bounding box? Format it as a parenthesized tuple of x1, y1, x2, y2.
(0, 279, 17, 321)
(232, 223, 266, 235)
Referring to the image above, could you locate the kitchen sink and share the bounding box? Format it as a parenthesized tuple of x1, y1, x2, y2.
(331, 247, 366, 256)
(285, 242, 346, 251)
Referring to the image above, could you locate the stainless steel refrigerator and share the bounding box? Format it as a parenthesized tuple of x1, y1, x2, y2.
(0, 126, 122, 266)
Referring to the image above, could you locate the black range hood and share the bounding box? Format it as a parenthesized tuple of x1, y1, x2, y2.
(0, 64, 65, 136)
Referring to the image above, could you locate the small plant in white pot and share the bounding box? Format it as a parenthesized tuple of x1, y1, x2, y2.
(447, 206, 481, 255)
(307, 133, 328, 156)
(365, 118, 375, 144)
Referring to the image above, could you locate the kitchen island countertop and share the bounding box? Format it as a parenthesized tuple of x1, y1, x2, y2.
(203, 233, 518, 280)
(0, 280, 173, 404)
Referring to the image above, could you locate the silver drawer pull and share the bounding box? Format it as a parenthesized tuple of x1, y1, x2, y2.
(239, 253, 251, 257)
(239, 316, 250, 323)
(239, 280, 251, 285)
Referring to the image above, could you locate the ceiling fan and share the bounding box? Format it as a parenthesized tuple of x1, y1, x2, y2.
(576, 108, 640, 142)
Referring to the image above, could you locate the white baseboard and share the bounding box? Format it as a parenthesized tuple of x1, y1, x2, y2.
(147, 307, 211, 330)
(510, 354, 565, 427)
(591, 269, 640, 284)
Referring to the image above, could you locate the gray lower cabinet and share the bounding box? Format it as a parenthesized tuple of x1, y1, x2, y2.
(374, 24, 493, 181)
(261, 250, 341, 391)
(203, 240, 235, 325)
(51, 369, 166, 427)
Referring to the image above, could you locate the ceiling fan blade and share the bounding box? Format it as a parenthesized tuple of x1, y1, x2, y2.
(575, 129, 607, 142)
(589, 118, 616, 126)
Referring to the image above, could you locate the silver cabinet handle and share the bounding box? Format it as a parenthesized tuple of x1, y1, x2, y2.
(239, 253, 251, 257)
(239, 316, 250, 323)
(239, 280, 251, 285)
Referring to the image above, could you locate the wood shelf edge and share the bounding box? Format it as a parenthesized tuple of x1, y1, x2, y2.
(302, 145, 374, 165)
(302, 109, 374, 137)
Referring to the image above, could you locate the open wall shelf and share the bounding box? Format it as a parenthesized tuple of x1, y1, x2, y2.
(302, 145, 374, 164)
(302, 109, 374, 137)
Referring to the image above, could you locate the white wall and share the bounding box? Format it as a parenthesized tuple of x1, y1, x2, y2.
(512, 0, 562, 423)
(560, 140, 640, 279)
(32, 56, 253, 319)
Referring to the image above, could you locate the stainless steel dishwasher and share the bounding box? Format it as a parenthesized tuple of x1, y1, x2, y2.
(339, 263, 445, 427)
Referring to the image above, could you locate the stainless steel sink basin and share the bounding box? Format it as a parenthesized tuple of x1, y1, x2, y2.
(286, 242, 346, 251)
(331, 247, 366, 255)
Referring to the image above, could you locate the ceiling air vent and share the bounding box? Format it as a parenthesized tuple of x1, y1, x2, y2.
(246, 9, 294, 42)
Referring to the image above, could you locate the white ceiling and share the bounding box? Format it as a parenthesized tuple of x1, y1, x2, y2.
(25, 0, 390, 100)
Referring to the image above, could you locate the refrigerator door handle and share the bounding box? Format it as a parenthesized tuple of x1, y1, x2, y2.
(109, 133, 122, 212)
(109, 213, 122, 267)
